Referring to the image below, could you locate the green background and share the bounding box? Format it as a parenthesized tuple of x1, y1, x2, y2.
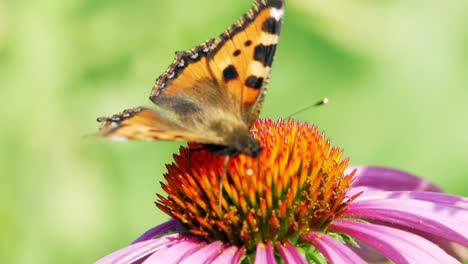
(1, 0, 467, 262)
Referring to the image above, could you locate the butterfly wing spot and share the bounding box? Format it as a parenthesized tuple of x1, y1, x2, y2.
(268, 0, 284, 9)
(253, 44, 277, 67)
(177, 59, 186, 68)
(270, 7, 285, 22)
(245, 76, 264, 90)
(167, 72, 175, 80)
(233, 50, 241, 56)
(97, 106, 145, 124)
(244, 40, 252, 46)
(190, 52, 200, 60)
(262, 17, 281, 34)
(222, 65, 239, 82)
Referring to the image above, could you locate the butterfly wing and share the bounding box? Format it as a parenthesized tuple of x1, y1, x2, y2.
(207, 0, 285, 126)
(97, 106, 225, 144)
(149, 0, 285, 127)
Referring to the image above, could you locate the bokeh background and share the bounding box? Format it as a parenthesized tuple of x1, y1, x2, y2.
(1, 0, 467, 262)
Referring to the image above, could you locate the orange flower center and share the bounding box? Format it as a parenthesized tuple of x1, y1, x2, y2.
(156, 119, 356, 251)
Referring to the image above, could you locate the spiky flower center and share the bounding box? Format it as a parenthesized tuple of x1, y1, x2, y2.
(156, 119, 356, 251)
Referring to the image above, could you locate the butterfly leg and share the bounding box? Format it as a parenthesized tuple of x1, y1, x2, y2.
(218, 156, 230, 213)
(186, 145, 209, 170)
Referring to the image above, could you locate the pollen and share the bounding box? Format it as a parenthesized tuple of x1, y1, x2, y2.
(156, 119, 357, 251)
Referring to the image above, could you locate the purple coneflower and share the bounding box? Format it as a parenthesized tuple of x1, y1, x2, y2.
(97, 119, 468, 263)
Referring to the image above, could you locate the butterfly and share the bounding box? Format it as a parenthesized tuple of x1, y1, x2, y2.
(96, 0, 284, 158)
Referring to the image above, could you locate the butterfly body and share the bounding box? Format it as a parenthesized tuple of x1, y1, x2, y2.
(97, 0, 284, 157)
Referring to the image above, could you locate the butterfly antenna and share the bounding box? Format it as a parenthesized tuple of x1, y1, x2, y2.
(219, 156, 230, 213)
(287, 98, 329, 119)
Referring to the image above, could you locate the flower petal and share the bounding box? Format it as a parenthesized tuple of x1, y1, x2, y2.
(133, 219, 183, 243)
(302, 232, 366, 264)
(143, 238, 206, 264)
(349, 241, 386, 263)
(347, 166, 442, 192)
(354, 190, 468, 210)
(276, 240, 307, 264)
(96, 234, 182, 264)
(343, 198, 468, 245)
(211, 246, 243, 264)
(331, 219, 460, 264)
(399, 228, 468, 261)
(232, 246, 246, 263)
(254, 242, 276, 264)
(179, 241, 227, 263)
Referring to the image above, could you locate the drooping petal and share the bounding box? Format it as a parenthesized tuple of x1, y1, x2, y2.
(211, 246, 243, 264)
(349, 241, 386, 263)
(179, 241, 227, 263)
(347, 166, 442, 192)
(276, 240, 307, 264)
(254, 242, 276, 264)
(142, 238, 206, 264)
(343, 198, 468, 245)
(331, 219, 460, 264)
(395, 226, 468, 261)
(354, 190, 468, 210)
(301, 232, 366, 264)
(133, 219, 183, 243)
(232, 246, 246, 263)
(96, 234, 183, 264)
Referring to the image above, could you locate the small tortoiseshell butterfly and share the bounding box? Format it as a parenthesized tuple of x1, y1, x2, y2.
(97, 0, 284, 157)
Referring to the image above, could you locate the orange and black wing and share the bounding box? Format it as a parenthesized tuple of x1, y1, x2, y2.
(96, 106, 224, 144)
(149, 0, 285, 127)
(208, 0, 285, 126)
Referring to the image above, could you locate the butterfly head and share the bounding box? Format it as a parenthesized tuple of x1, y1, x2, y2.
(206, 136, 262, 158)
(224, 129, 263, 158)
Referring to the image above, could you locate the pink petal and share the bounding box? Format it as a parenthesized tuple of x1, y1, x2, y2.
(276, 240, 307, 264)
(211, 246, 242, 263)
(254, 242, 276, 264)
(96, 234, 182, 264)
(301, 232, 366, 264)
(347, 166, 442, 192)
(133, 219, 183, 243)
(396, 226, 468, 261)
(343, 198, 468, 245)
(349, 241, 386, 263)
(355, 190, 468, 209)
(331, 219, 460, 264)
(232, 246, 246, 263)
(143, 239, 206, 264)
(179, 241, 227, 263)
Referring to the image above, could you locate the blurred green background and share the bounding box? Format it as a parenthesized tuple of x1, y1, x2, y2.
(1, 0, 467, 262)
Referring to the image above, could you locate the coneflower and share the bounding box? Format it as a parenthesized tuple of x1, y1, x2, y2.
(97, 119, 468, 263)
